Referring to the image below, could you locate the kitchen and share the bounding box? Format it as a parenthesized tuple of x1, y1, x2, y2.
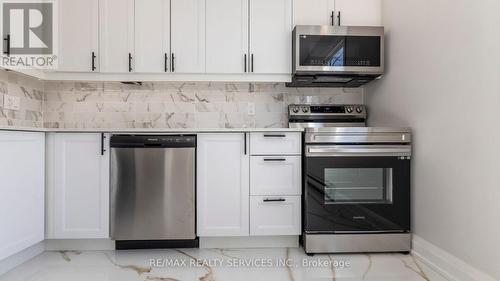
(1, 0, 499, 281)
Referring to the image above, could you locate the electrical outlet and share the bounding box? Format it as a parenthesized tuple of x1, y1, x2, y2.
(247, 102, 255, 116)
(3, 95, 21, 111)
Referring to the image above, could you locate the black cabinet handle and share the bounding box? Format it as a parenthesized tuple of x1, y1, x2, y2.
(263, 198, 286, 203)
(91, 51, 96, 71)
(128, 53, 132, 72)
(263, 158, 286, 162)
(263, 134, 286, 138)
(171, 53, 175, 72)
(250, 54, 254, 72)
(3, 34, 10, 56)
(330, 11, 334, 26)
(244, 54, 247, 72)
(337, 11, 341, 26)
(101, 133, 106, 155)
(164, 53, 168, 72)
(244, 133, 247, 155)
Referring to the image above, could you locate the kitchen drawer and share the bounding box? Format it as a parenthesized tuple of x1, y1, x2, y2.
(250, 132, 301, 155)
(250, 196, 301, 236)
(250, 156, 301, 196)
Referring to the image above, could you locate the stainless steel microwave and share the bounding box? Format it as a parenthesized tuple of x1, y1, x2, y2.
(288, 25, 384, 88)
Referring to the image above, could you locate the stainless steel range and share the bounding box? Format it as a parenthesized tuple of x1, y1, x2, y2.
(289, 104, 412, 254)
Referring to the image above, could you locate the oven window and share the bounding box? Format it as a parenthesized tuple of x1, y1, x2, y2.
(324, 168, 393, 204)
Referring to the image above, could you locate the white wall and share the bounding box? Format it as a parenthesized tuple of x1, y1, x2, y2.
(365, 0, 500, 279)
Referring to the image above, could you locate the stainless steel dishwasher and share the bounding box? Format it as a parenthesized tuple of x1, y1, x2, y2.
(110, 135, 197, 249)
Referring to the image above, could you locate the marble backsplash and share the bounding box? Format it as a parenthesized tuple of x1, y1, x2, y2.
(0, 70, 44, 128)
(43, 82, 363, 129)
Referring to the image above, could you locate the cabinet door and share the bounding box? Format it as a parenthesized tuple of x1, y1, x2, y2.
(58, 0, 99, 72)
(334, 0, 382, 26)
(293, 0, 335, 26)
(197, 134, 249, 237)
(170, 0, 206, 73)
(49, 133, 109, 239)
(249, 0, 292, 74)
(99, 0, 134, 72)
(250, 196, 301, 236)
(0, 132, 44, 261)
(206, 0, 248, 73)
(134, 0, 170, 73)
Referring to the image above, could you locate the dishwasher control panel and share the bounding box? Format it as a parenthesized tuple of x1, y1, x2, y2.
(110, 135, 196, 148)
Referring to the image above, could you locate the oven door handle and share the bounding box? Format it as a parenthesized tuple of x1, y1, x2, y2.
(306, 145, 411, 157)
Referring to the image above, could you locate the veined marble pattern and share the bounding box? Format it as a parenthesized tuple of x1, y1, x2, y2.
(43, 82, 363, 129)
(0, 248, 448, 281)
(0, 70, 44, 128)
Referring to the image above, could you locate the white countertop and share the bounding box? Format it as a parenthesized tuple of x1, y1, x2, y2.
(0, 126, 304, 133)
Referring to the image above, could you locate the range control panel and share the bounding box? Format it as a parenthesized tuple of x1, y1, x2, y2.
(288, 104, 366, 116)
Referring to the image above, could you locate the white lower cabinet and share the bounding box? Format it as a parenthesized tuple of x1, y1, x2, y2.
(46, 133, 110, 239)
(0, 131, 45, 261)
(197, 132, 302, 238)
(250, 196, 301, 236)
(197, 133, 249, 237)
(250, 156, 301, 196)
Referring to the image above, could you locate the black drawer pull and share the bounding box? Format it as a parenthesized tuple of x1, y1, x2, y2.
(101, 133, 106, 155)
(171, 53, 175, 72)
(263, 134, 286, 138)
(3, 34, 10, 56)
(263, 158, 286, 162)
(263, 198, 286, 203)
(128, 53, 132, 72)
(244, 54, 247, 72)
(91, 51, 96, 71)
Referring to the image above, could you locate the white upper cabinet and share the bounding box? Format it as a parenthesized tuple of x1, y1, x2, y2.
(293, 0, 382, 27)
(46, 133, 110, 239)
(206, 0, 248, 74)
(293, 0, 335, 26)
(58, 0, 99, 72)
(334, 0, 382, 26)
(134, 0, 170, 73)
(197, 133, 249, 237)
(170, 0, 206, 73)
(99, 0, 134, 73)
(249, 0, 292, 74)
(0, 132, 44, 261)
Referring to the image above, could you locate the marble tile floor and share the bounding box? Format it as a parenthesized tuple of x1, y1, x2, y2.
(0, 248, 449, 281)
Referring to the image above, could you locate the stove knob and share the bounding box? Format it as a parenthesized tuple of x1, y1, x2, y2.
(346, 107, 353, 113)
(356, 106, 363, 113)
(292, 107, 299, 113)
(301, 106, 309, 113)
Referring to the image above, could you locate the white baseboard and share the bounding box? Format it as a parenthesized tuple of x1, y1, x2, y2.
(200, 236, 299, 249)
(412, 235, 497, 281)
(0, 242, 45, 276)
(44, 239, 115, 251)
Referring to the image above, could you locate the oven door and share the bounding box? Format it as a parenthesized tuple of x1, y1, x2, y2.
(305, 145, 411, 233)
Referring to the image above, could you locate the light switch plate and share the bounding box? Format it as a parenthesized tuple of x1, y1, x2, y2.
(3, 94, 21, 111)
(247, 102, 255, 116)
